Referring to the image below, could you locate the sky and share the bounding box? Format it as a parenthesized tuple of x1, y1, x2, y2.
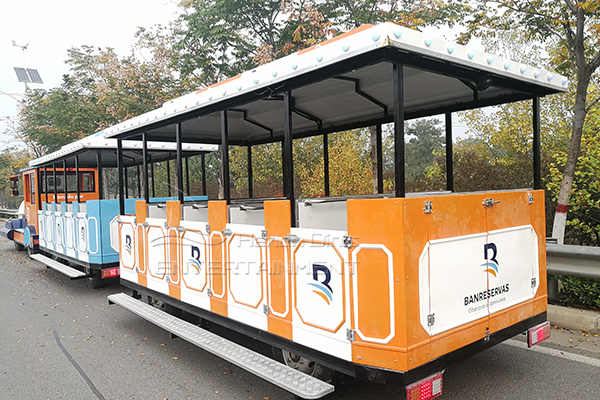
(0, 0, 181, 149)
(0, 1, 477, 153)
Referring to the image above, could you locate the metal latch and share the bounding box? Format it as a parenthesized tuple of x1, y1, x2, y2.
(263, 304, 270, 315)
(483, 198, 500, 208)
(531, 277, 537, 288)
(528, 194, 534, 204)
(222, 228, 232, 236)
(207, 288, 212, 297)
(261, 230, 267, 240)
(142, 222, 149, 228)
(176, 226, 185, 233)
(424, 201, 432, 214)
(484, 327, 490, 342)
(427, 313, 435, 327)
(285, 234, 300, 244)
(346, 329, 356, 342)
(206, 224, 210, 234)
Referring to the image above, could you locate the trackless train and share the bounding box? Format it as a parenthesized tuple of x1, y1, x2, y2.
(4, 23, 566, 399)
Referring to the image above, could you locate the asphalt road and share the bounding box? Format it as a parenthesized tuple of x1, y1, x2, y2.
(1, 239, 599, 400)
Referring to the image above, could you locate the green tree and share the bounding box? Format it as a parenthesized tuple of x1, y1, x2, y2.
(458, 1, 600, 244)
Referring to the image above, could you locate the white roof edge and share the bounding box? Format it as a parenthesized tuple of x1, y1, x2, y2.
(102, 22, 568, 140)
(28, 139, 218, 167)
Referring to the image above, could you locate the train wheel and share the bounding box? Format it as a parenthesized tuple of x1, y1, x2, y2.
(272, 347, 333, 382)
(14, 242, 25, 251)
(88, 272, 103, 289)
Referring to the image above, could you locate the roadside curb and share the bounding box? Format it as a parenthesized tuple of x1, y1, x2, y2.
(548, 304, 600, 334)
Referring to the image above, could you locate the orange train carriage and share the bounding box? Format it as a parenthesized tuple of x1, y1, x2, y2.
(98, 22, 565, 398)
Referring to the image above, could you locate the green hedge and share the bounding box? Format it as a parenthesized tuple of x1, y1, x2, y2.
(560, 277, 600, 309)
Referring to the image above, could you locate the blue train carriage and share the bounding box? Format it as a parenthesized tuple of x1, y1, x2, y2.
(3, 134, 216, 288)
(105, 23, 567, 399)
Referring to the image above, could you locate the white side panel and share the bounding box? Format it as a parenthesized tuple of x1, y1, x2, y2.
(487, 225, 538, 314)
(425, 233, 488, 336)
(119, 216, 137, 283)
(226, 223, 267, 331)
(78, 215, 88, 253)
(144, 218, 169, 295)
(291, 227, 352, 361)
(180, 220, 211, 311)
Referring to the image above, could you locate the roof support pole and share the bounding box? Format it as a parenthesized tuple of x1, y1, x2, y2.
(96, 151, 103, 200)
(44, 166, 49, 204)
(117, 139, 125, 215)
(376, 124, 383, 194)
(185, 157, 190, 197)
(143, 133, 150, 203)
(36, 167, 42, 210)
(124, 164, 129, 199)
(201, 153, 207, 196)
(221, 110, 231, 203)
(247, 146, 253, 199)
(75, 155, 80, 203)
(63, 160, 68, 203)
(393, 62, 406, 198)
(53, 163, 57, 203)
(283, 91, 296, 225)
(150, 162, 155, 198)
(445, 112, 454, 192)
(166, 159, 171, 197)
(137, 165, 141, 198)
(533, 96, 541, 190)
(176, 122, 184, 204)
(324, 133, 330, 197)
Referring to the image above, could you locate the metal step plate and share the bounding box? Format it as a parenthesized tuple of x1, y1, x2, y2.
(108, 293, 334, 399)
(30, 253, 87, 279)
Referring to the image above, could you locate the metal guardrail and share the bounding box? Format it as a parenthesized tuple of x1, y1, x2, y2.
(0, 209, 18, 217)
(546, 243, 600, 280)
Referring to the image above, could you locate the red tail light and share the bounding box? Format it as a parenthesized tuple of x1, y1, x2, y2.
(528, 321, 551, 347)
(101, 267, 120, 279)
(406, 372, 443, 400)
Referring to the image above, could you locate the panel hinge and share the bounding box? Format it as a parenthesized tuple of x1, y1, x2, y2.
(484, 327, 490, 342)
(164, 221, 169, 228)
(133, 218, 137, 225)
(531, 277, 537, 288)
(346, 329, 356, 342)
(142, 222, 149, 228)
(206, 224, 210, 234)
(116, 218, 122, 224)
(222, 228, 232, 237)
(343, 235, 353, 248)
(483, 198, 500, 208)
(166, 275, 170, 284)
(285, 234, 300, 244)
(207, 288, 212, 297)
(263, 304, 270, 315)
(261, 229, 267, 240)
(427, 313, 435, 327)
(528, 193, 534, 204)
(424, 201, 433, 214)
(176, 226, 185, 233)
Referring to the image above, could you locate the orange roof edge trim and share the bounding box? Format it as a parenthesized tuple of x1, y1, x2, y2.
(195, 74, 242, 94)
(298, 24, 374, 55)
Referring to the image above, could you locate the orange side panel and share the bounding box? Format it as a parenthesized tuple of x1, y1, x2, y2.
(135, 200, 147, 287)
(167, 201, 181, 300)
(529, 190, 548, 317)
(264, 200, 292, 341)
(402, 198, 432, 370)
(209, 201, 228, 317)
(347, 198, 406, 371)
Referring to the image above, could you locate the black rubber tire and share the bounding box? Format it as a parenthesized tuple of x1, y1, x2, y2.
(271, 346, 333, 382)
(14, 242, 25, 251)
(89, 273, 103, 289)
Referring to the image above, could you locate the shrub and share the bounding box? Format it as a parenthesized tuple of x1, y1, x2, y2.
(560, 276, 600, 309)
